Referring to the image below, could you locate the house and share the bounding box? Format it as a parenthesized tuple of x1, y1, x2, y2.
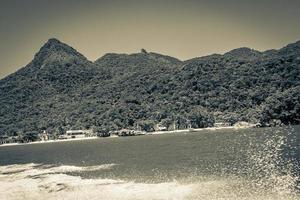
(66, 130, 87, 138)
(117, 129, 135, 136)
(58, 130, 88, 139)
(214, 122, 231, 127)
(154, 123, 168, 131)
(58, 134, 69, 140)
(0, 136, 9, 144)
(109, 130, 119, 137)
(0, 136, 18, 144)
(38, 130, 49, 141)
(97, 131, 110, 137)
(132, 130, 146, 136)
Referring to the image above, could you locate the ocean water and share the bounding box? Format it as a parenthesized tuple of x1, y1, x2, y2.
(0, 126, 299, 200)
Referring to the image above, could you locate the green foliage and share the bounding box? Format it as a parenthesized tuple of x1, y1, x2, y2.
(260, 86, 300, 125)
(137, 120, 155, 132)
(187, 107, 215, 128)
(23, 132, 39, 142)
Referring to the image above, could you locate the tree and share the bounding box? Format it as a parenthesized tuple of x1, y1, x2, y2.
(136, 120, 155, 132)
(141, 49, 148, 54)
(187, 107, 214, 128)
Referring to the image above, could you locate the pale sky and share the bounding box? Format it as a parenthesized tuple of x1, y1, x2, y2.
(1, 0, 300, 78)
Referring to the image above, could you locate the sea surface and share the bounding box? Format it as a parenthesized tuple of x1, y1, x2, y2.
(0, 126, 299, 200)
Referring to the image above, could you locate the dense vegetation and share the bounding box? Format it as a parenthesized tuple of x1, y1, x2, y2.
(0, 38, 299, 136)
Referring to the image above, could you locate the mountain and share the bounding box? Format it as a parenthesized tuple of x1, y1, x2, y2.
(0, 39, 299, 136)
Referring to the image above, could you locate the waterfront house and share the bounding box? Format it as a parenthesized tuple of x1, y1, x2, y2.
(214, 122, 231, 127)
(117, 129, 135, 136)
(38, 130, 49, 141)
(58, 130, 84, 139)
(109, 130, 119, 137)
(0, 136, 9, 144)
(0, 136, 18, 144)
(154, 123, 168, 131)
(66, 130, 86, 138)
(234, 121, 258, 128)
(97, 131, 110, 137)
(58, 134, 69, 140)
(133, 130, 146, 136)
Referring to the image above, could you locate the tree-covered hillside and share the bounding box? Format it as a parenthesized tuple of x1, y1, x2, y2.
(0, 39, 299, 135)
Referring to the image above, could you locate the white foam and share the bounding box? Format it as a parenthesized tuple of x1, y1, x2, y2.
(0, 163, 116, 177)
(0, 163, 299, 200)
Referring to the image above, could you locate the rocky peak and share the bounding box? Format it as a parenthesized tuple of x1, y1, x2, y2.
(32, 38, 87, 67)
(224, 47, 262, 60)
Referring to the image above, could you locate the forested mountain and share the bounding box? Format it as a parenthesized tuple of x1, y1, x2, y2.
(0, 39, 299, 135)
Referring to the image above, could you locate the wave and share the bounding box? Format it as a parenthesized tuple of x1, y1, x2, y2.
(0, 162, 299, 200)
(0, 163, 116, 176)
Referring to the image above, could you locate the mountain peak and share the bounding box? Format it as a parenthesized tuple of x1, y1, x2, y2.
(38, 38, 68, 52)
(224, 47, 262, 60)
(95, 50, 182, 66)
(32, 38, 87, 67)
(39, 38, 76, 53)
(46, 38, 62, 45)
(225, 47, 259, 55)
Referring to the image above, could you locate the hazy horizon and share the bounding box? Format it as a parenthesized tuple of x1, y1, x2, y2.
(1, 0, 300, 78)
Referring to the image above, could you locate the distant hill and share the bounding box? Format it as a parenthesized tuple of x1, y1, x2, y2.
(0, 39, 299, 136)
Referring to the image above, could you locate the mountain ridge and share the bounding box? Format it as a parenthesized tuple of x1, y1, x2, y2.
(2, 38, 300, 80)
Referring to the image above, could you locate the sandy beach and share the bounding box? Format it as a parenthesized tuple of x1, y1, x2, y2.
(0, 136, 99, 147)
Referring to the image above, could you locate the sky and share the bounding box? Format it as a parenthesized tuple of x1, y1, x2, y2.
(0, 0, 300, 78)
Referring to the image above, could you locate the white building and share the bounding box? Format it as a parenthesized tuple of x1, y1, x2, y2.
(66, 130, 86, 138)
(39, 130, 49, 141)
(155, 123, 168, 131)
(214, 122, 231, 127)
(58, 130, 92, 139)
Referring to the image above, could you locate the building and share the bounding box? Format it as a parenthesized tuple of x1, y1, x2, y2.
(0, 136, 18, 144)
(214, 122, 231, 127)
(38, 130, 49, 141)
(234, 121, 257, 128)
(0, 136, 9, 144)
(58, 130, 90, 139)
(133, 130, 146, 136)
(117, 129, 135, 136)
(97, 130, 110, 137)
(154, 123, 168, 131)
(66, 130, 86, 138)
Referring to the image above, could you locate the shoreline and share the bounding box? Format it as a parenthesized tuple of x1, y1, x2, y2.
(0, 136, 99, 147)
(0, 126, 252, 147)
(148, 126, 238, 135)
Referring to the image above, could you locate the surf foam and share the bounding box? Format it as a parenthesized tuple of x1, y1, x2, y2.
(0, 163, 299, 200)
